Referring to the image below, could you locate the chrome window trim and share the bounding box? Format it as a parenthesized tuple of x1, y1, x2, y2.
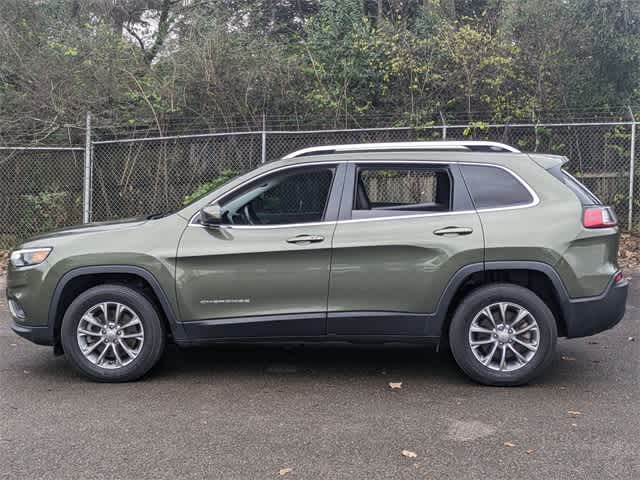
(457, 162, 540, 212)
(188, 159, 539, 228)
(189, 221, 336, 230)
(343, 160, 540, 216)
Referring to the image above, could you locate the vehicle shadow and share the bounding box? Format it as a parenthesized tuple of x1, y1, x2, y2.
(153, 342, 466, 383)
(7, 335, 598, 388)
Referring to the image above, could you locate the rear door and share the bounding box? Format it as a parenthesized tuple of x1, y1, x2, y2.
(327, 160, 484, 337)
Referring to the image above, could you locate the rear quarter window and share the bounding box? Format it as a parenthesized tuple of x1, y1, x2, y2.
(460, 164, 534, 209)
(546, 167, 602, 206)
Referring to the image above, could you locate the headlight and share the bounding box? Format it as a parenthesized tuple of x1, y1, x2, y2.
(10, 247, 52, 268)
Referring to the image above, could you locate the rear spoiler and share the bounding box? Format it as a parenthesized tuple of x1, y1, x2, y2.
(527, 153, 569, 170)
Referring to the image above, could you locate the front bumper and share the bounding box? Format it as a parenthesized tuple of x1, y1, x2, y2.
(11, 320, 54, 346)
(564, 277, 629, 338)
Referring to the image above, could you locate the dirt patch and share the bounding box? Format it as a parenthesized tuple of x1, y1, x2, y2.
(619, 232, 640, 273)
(0, 250, 7, 276)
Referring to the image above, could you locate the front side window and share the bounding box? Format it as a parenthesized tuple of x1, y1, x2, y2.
(353, 165, 452, 218)
(218, 167, 335, 225)
(461, 164, 534, 209)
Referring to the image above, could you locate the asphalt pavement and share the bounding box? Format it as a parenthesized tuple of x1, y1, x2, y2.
(1, 275, 638, 479)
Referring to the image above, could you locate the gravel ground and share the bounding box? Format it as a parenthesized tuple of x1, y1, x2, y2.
(1, 275, 638, 480)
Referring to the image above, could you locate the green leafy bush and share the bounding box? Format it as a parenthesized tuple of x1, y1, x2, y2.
(183, 170, 239, 205)
(19, 191, 82, 238)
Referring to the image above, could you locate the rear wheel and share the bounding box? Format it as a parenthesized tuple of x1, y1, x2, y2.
(61, 284, 165, 382)
(449, 283, 557, 386)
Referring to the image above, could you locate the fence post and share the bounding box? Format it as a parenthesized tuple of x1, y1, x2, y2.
(439, 111, 447, 140)
(83, 111, 92, 223)
(261, 113, 267, 164)
(628, 107, 636, 231)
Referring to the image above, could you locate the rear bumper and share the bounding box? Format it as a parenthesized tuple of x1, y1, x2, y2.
(11, 321, 54, 346)
(564, 277, 629, 338)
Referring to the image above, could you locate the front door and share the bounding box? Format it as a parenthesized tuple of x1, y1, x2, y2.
(176, 163, 344, 338)
(327, 161, 484, 337)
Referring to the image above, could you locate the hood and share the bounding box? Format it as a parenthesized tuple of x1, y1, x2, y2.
(22, 217, 149, 244)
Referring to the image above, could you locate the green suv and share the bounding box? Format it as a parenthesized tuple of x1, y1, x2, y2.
(6, 141, 628, 385)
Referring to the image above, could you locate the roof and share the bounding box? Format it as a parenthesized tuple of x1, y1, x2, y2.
(283, 141, 521, 159)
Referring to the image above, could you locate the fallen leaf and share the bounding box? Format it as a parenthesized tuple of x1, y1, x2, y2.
(503, 442, 516, 448)
(278, 468, 293, 476)
(389, 382, 402, 390)
(525, 449, 535, 455)
(401, 449, 417, 458)
(567, 410, 582, 416)
(561, 356, 576, 361)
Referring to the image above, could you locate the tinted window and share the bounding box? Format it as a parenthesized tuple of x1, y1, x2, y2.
(219, 167, 334, 225)
(461, 165, 533, 209)
(561, 169, 602, 205)
(353, 166, 451, 217)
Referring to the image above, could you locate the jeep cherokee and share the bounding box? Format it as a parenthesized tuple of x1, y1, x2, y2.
(6, 141, 628, 385)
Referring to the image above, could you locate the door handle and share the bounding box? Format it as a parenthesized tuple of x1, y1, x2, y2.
(433, 226, 473, 236)
(286, 234, 325, 244)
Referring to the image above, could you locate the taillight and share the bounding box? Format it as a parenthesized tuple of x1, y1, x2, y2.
(582, 206, 617, 228)
(613, 271, 625, 285)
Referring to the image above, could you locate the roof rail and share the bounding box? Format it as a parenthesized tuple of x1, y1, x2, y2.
(283, 141, 521, 159)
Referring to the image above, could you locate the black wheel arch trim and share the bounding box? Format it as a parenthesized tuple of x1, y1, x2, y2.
(483, 260, 573, 326)
(48, 265, 187, 343)
(432, 261, 572, 336)
(434, 260, 622, 339)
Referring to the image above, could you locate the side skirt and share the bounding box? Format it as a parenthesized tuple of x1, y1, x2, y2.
(175, 335, 440, 347)
(182, 313, 326, 340)
(327, 311, 438, 336)
(179, 311, 441, 346)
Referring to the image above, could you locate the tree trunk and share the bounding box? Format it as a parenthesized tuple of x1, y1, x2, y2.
(145, 0, 173, 64)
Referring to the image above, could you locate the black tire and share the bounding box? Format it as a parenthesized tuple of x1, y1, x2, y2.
(61, 284, 165, 382)
(448, 283, 557, 386)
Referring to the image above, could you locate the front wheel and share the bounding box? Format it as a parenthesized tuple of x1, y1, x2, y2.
(449, 284, 557, 386)
(61, 284, 166, 382)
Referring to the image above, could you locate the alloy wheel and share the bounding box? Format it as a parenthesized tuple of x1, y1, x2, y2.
(468, 302, 540, 372)
(76, 302, 144, 369)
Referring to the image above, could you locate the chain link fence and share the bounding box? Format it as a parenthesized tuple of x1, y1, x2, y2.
(0, 147, 84, 249)
(1, 122, 638, 248)
(91, 133, 262, 221)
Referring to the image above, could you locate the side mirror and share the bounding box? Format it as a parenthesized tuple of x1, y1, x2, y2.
(200, 204, 224, 226)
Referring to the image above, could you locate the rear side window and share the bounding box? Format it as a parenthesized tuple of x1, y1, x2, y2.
(561, 169, 602, 205)
(545, 166, 602, 205)
(353, 165, 452, 218)
(461, 165, 534, 209)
